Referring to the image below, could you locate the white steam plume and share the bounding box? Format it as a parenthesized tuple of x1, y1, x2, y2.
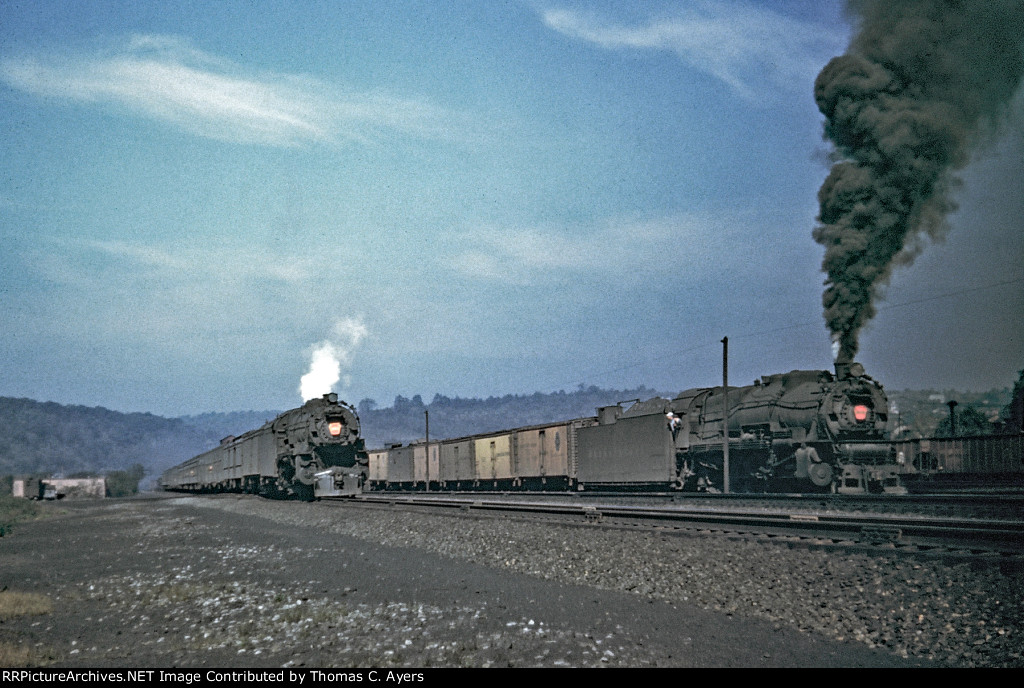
(299, 317, 369, 401)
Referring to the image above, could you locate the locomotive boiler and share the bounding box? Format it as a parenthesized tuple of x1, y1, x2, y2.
(160, 393, 368, 499)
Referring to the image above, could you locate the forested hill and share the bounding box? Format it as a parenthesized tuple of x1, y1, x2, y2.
(0, 397, 211, 478)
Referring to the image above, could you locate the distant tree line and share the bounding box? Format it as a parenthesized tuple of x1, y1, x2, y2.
(934, 406, 996, 437)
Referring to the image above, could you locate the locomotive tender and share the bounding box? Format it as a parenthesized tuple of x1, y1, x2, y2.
(160, 393, 368, 500)
(371, 362, 905, 495)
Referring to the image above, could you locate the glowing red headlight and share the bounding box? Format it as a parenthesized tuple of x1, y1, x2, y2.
(328, 422, 343, 436)
(853, 405, 869, 422)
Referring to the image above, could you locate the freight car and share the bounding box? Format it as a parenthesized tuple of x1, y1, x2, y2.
(369, 419, 593, 492)
(160, 393, 368, 500)
(890, 434, 1024, 489)
(371, 362, 906, 495)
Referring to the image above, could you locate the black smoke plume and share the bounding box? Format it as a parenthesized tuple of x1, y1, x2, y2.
(814, 0, 1024, 364)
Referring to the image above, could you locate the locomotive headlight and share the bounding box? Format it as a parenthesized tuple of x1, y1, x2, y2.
(853, 405, 869, 422)
(328, 421, 343, 436)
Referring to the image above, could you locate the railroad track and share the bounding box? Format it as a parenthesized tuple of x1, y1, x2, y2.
(349, 489, 1024, 519)
(476, 490, 1024, 519)
(340, 493, 1024, 568)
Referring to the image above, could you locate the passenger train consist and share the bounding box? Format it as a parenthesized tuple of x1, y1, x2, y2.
(161, 362, 908, 497)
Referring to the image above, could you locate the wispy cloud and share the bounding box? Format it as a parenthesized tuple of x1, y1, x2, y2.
(448, 213, 749, 284)
(540, 3, 845, 102)
(19, 235, 335, 350)
(0, 34, 467, 146)
(35, 236, 318, 288)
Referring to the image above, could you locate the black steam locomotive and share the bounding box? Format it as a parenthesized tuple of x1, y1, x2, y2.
(160, 393, 369, 499)
(658, 360, 902, 493)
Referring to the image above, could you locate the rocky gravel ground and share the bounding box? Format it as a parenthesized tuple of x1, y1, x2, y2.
(1, 493, 1021, 668)
(209, 496, 1024, 667)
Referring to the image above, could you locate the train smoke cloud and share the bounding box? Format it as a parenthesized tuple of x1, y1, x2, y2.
(299, 317, 369, 401)
(814, 0, 1024, 364)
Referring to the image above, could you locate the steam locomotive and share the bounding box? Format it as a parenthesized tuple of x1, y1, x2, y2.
(162, 362, 905, 498)
(160, 393, 368, 500)
(662, 360, 903, 493)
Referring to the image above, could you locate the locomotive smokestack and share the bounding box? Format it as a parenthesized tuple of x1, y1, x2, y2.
(814, 1, 1024, 362)
(832, 334, 852, 379)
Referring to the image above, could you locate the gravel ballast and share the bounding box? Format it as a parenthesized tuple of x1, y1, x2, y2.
(2, 494, 1021, 667)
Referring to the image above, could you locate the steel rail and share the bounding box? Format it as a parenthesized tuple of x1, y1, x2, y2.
(349, 493, 1024, 556)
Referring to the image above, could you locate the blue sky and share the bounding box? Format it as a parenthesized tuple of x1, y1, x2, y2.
(1, 1, 1021, 417)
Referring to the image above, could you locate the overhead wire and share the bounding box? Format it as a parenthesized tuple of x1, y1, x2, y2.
(561, 275, 1024, 389)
